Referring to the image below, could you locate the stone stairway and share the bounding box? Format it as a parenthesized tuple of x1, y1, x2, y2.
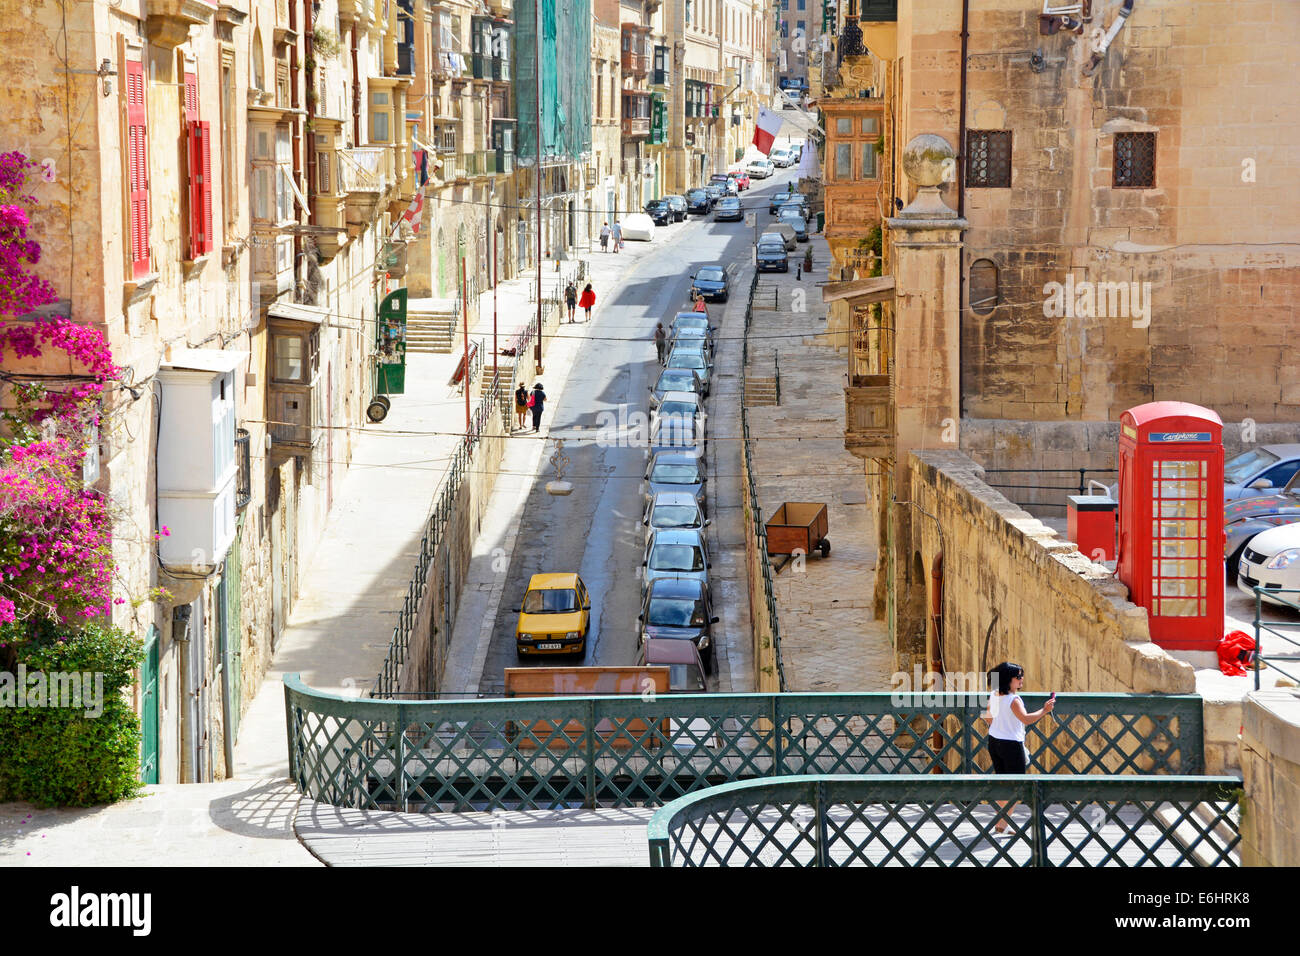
(744, 376, 779, 406)
(406, 299, 460, 354)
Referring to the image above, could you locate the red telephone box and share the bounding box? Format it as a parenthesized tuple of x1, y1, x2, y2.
(1117, 402, 1224, 651)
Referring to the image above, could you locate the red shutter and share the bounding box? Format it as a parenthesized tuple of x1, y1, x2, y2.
(183, 70, 198, 124)
(187, 120, 213, 258)
(125, 60, 150, 278)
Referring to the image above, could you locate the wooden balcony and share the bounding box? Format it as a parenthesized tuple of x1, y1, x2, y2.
(622, 51, 649, 76)
(622, 116, 651, 138)
(844, 374, 894, 460)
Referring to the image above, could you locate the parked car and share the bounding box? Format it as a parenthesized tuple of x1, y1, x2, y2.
(649, 412, 705, 459)
(643, 199, 672, 226)
(777, 199, 810, 221)
(762, 224, 797, 251)
(642, 491, 709, 547)
(685, 187, 713, 214)
(712, 196, 743, 222)
(1225, 471, 1300, 577)
(636, 637, 709, 693)
(649, 367, 705, 405)
(746, 158, 774, 179)
(783, 214, 809, 242)
(644, 451, 708, 512)
(667, 328, 713, 363)
(664, 346, 712, 394)
(638, 577, 719, 672)
(770, 148, 795, 168)
(704, 182, 728, 203)
(779, 88, 802, 110)
(730, 171, 751, 190)
(662, 195, 688, 221)
(1236, 523, 1300, 605)
(756, 237, 789, 272)
(514, 572, 591, 659)
(641, 528, 711, 599)
(668, 311, 716, 343)
(709, 173, 739, 195)
(1223, 445, 1300, 500)
(620, 213, 656, 241)
(650, 390, 705, 437)
(690, 264, 731, 301)
(770, 191, 794, 214)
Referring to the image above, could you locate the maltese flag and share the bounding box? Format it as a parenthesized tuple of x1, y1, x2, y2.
(753, 106, 783, 156)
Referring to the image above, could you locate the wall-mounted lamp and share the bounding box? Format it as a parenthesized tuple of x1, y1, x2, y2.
(99, 59, 118, 97)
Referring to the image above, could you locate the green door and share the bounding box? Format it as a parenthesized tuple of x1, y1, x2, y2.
(140, 626, 159, 785)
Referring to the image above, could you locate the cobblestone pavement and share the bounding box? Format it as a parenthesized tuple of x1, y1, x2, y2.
(744, 233, 895, 693)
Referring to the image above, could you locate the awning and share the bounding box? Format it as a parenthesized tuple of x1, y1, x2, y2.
(161, 348, 250, 374)
(820, 275, 895, 305)
(267, 301, 332, 325)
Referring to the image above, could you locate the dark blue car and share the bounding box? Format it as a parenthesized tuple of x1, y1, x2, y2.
(686, 188, 713, 214)
(690, 265, 730, 302)
(756, 239, 788, 272)
(644, 199, 672, 225)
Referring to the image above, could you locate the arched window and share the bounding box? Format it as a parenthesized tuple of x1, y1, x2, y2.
(968, 258, 999, 315)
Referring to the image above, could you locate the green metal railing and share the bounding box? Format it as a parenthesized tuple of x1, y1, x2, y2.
(1250, 586, 1300, 689)
(370, 380, 505, 699)
(285, 678, 1205, 813)
(741, 270, 787, 690)
(646, 774, 1241, 867)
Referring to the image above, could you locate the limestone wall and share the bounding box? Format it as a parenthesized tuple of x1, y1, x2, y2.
(1240, 689, 1300, 866)
(907, 449, 1202, 770)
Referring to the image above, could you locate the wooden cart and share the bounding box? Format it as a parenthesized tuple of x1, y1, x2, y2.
(764, 502, 830, 572)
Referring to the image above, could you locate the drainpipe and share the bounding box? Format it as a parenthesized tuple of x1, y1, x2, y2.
(351, 20, 361, 145)
(290, 1, 302, 277)
(956, 0, 969, 418)
(1084, 0, 1134, 76)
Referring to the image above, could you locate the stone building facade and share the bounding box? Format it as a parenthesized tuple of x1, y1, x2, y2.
(3, 0, 408, 783)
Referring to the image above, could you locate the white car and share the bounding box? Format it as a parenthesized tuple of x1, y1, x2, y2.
(770, 149, 795, 167)
(1237, 523, 1300, 606)
(746, 159, 774, 179)
(619, 213, 656, 241)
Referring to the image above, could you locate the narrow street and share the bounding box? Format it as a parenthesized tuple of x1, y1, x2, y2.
(476, 164, 802, 694)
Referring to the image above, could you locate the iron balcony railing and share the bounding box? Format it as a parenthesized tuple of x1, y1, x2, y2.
(1250, 586, 1300, 689)
(981, 468, 1118, 510)
(283, 681, 1207, 813)
(234, 427, 252, 510)
(647, 774, 1241, 867)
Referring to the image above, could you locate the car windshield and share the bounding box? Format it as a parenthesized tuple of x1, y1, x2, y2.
(522, 588, 578, 613)
(651, 505, 701, 530)
(789, 217, 807, 229)
(687, 189, 706, 199)
(646, 597, 705, 627)
(1225, 448, 1281, 484)
(717, 199, 739, 210)
(658, 401, 697, 420)
(758, 243, 784, 254)
(652, 462, 701, 483)
(658, 371, 696, 391)
(668, 664, 707, 692)
(673, 337, 707, 354)
(697, 267, 725, 281)
(650, 544, 705, 571)
(673, 316, 708, 331)
(647, 201, 665, 210)
(668, 352, 706, 369)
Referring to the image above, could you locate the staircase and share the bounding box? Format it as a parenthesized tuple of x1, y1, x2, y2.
(406, 300, 460, 354)
(744, 376, 779, 406)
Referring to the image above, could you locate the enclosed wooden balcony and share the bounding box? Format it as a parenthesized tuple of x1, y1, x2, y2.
(844, 374, 894, 460)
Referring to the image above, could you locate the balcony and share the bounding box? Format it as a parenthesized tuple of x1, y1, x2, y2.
(339, 147, 389, 193)
(844, 374, 894, 460)
(622, 117, 651, 138)
(146, 0, 217, 48)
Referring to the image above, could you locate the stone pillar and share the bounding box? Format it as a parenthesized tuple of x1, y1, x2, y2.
(885, 134, 966, 672)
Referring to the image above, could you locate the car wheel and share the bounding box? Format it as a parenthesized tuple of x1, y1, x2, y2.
(516, 647, 527, 662)
(720, 293, 728, 302)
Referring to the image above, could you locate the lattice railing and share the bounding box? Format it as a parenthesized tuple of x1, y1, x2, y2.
(285, 680, 1206, 813)
(647, 775, 1242, 867)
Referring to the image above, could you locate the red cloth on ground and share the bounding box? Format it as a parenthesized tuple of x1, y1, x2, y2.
(1218, 630, 1256, 676)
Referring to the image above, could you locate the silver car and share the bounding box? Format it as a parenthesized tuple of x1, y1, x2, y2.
(641, 527, 712, 599)
(649, 367, 705, 405)
(644, 452, 708, 513)
(667, 327, 713, 362)
(665, 346, 712, 395)
(642, 490, 710, 548)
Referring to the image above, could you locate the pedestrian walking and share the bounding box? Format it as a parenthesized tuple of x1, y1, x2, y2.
(653, 322, 667, 364)
(599, 221, 611, 252)
(578, 283, 596, 322)
(514, 383, 529, 431)
(565, 281, 578, 323)
(611, 221, 622, 252)
(529, 382, 547, 432)
(980, 661, 1055, 834)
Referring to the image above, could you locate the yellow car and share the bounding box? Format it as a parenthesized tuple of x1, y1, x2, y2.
(515, 573, 591, 658)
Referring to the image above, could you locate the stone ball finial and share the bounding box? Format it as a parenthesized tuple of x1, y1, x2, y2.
(901, 134, 956, 188)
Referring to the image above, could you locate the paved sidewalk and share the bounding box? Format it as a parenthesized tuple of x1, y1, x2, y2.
(744, 234, 895, 692)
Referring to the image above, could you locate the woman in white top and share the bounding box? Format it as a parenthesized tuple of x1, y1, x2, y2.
(980, 661, 1055, 834)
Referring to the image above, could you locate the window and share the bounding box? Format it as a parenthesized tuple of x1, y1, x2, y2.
(797, 20, 806, 34)
(860, 140, 877, 179)
(836, 117, 852, 136)
(1113, 132, 1155, 188)
(966, 129, 1012, 188)
(862, 117, 878, 135)
(797, 0, 805, 8)
(968, 258, 999, 315)
(273, 333, 305, 382)
(371, 91, 390, 142)
(835, 142, 852, 178)
(221, 57, 236, 227)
